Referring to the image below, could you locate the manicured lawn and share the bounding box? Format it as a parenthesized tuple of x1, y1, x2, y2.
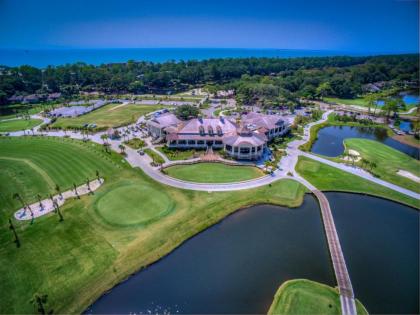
(144, 148, 165, 164)
(156, 146, 201, 160)
(0, 136, 307, 314)
(0, 118, 43, 132)
(123, 137, 145, 149)
(268, 279, 368, 315)
(343, 138, 420, 193)
(163, 163, 265, 183)
(325, 97, 368, 107)
(0, 136, 125, 211)
(50, 104, 163, 130)
(296, 156, 419, 208)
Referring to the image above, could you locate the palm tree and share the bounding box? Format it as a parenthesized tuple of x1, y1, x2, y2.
(30, 293, 49, 315)
(100, 134, 108, 145)
(118, 144, 126, 154)
(95, 170, 101, 183)
(349, 153, 357, 166)
(54, 203, 64, 221)
(364, 93, 377, 115)
(73, 183, 80, 199)
(86, 178, 92, 194)
(9, 218, 20, 248)
(55, 184, 63, 199)
(370, 161, 377, 171)
(361, 158, 369, 169)
(13, 193, 25, 209)
(383, 99, 402, 122)
(37, 194, 43, 209)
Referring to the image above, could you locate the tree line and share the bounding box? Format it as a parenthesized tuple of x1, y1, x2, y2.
(0, 54, 418, 105)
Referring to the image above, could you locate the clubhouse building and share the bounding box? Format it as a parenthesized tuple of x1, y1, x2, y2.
(147, 112, 290, 160)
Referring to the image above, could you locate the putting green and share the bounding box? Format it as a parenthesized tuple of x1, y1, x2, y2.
(96, 184, 173, 226)
(163, 163, 265, 183)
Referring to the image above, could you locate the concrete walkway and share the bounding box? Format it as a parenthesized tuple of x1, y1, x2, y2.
(14, 179, 103, 220)
(300, 152, 420, 199)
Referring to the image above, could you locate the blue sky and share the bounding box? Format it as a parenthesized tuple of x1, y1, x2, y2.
(0, 0, 418, 53)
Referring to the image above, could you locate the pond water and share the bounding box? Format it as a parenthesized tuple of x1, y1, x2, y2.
(327, 192, 419, 314)
(375, 92, 419, 107)
(400, 92, 420, 106)
(311, 125, 419, 159)
(86, 196, 335, 314)
(86, 193, 419, 314)
(399, 121, 412, 133)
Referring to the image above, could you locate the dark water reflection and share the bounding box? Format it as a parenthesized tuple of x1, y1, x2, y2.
(311, 125, 419, 159)
(86, 196, 334, 314)
(86, 193, 419, 315)
(327, 192, 419, 314)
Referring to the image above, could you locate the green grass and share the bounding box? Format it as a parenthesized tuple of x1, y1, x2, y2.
(50, 104, 163, 130)
(94, 183, 174, 227)
(296, 156, 419, 208)
(156, 146, 201, 160)
(144, 148, 165, 164)
(343, 139, 420, 193)
(123, 138, 145, 149)
(324, 97, 368, 107)
(0, 137, 126, 211)
(213, 108, 222, 116)
(0, 136, 307, 314)
(0, 119, 43, 132)
(163, 163, 265, 183)
(268, 279, 368, 315)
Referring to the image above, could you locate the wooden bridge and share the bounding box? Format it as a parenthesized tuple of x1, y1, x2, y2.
(313, 189, 357, 315)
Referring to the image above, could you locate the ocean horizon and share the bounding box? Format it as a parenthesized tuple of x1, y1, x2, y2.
(0, 48, 407, 68)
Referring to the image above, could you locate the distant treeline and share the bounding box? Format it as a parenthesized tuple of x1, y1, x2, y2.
(0, 54, 418, 105)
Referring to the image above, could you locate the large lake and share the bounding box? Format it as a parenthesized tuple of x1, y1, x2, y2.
(86, 193, 419, 314)
(311, 125, 419, 159)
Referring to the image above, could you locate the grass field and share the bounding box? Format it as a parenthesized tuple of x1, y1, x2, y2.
(163, 163, 265, 183)
(0, 136, 308, 314)
(0, 118, 43, 132)
(296, 156, 419, 208)
(343, 139, 420, 193)
(268, 279, 368, 315)
(50, 104, 163, 130)
(0, 136, 125, 211)
(324, 97, 368, 107)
